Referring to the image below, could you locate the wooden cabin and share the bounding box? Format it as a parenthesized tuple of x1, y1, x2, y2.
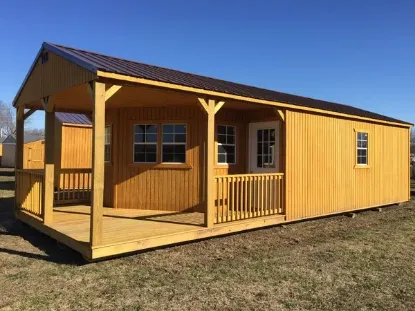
(12, 42, 413, 261)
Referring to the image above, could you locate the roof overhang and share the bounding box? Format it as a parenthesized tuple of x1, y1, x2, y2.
(97, 70, 413, 128)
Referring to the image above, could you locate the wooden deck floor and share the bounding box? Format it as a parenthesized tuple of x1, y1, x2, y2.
(52, 205, 205, 245)
(17, 205, 286, 260)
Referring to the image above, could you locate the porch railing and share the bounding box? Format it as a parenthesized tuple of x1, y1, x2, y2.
(15, 169, 44, 217)
(214, 173, 284, 224)
(55, 168, 92, 205)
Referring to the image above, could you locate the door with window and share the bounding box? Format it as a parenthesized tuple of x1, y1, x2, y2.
(249, 121, 280, 173)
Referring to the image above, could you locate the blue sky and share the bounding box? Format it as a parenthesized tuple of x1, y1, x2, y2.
(1, 0, 414, 128)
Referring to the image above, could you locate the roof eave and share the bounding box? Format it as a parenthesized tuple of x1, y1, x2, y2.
(97, 70, 413, 128)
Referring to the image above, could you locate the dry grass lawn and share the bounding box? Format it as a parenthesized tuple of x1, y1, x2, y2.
(1, 168, 415, 310)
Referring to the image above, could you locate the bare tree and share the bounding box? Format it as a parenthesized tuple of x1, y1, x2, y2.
(0, 100, 16, 136)
(0, 100, 38, 137)
(25, 128, 45, 136)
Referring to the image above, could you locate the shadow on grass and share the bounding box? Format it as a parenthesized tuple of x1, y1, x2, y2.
(0, 196, 86, 266)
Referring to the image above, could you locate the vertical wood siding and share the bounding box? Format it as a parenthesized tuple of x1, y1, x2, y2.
(60, 125, 92, 169)
(23, 140, 45, 169)
(113, 106, 204, 211)
(285, 110, 410, 220)
(16, 51, 95, 107)
(112, 106, 283, 211)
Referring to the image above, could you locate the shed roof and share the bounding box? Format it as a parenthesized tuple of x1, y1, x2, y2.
(15, 42, 413, 126)
(55, 112, 92, 125)
(2, 134, 44, 144)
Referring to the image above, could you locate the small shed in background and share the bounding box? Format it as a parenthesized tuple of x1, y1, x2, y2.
(0, 113, 92, 170)
(1, 134, 44, 168)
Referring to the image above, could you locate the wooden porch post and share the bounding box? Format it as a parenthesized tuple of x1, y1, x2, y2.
(197, 98, 225, 227)
(43, 98, 55, 225)
(14, 106, 24, 212)
(90, 81, 106, 246)
(15, 106, 24, 170)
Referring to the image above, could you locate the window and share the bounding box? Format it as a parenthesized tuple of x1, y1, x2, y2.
(217, 125, 236, 164)
(162, 124, 186, 163)
(133, 124, 158, 163)
(257, 128, 275, 168)
(104, 125, 111, 163)
(357, 132, 368, 165)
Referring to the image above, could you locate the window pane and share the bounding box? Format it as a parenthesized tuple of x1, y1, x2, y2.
(227, 135, 235, 144)
(134, 144, 145, 153)
(218, 125, 227, 135)
(224, 145, 235, 154)
(173, 153, 186, 163)
(135, 125, 145, 134)
(134, 153, 145, 163)
(257, 130, 262, 140)
(146, 125, 157, 133)
(227, 153, 235, 164)
(257, 143, 262, 154)
(163, 133, 174, 143)
(146, 153, 157, 163)
(270, 129, 275, 142)
(174, 144, 186, 154)
(134, 133, 144, 143)
(227, 126, 235, 136)
(218, 154, 226, 163)
(264, 129, 269, 141)
(218, 134, 227, 144)
(257, 155, 263, 167)
(163, 145, 174, 154)
(104, 145, 111, 162)
(175, 134, 186, 143)
(162, 153, 174, 162)
(175, 124, 186, 133)
(162, 124, 174, 133)
(146, 133, 157, 143)
(218, 144, 227, 154)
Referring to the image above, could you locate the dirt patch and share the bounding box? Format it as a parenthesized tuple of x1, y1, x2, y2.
(1, 169, 415, 310)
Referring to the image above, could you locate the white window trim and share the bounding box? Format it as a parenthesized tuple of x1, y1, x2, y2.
(133, 124, 158, 164)
(217, 124, 237, 165)
(161, 123, 187, 164)
(356, 131, 369, 166)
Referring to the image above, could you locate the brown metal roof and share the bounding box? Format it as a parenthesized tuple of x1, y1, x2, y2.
(55, 112, 92, 125)
(39, 42, 412, 126)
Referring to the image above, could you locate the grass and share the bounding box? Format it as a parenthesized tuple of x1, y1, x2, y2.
(1, 169, 415, 310)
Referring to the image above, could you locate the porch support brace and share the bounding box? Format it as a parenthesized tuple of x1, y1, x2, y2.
(197, 98, 225, 227)
(90, 81, 106, 246)
(23, 108, 36, 121)
(105, 85, 122, 101)
(275, 108, 285, 122)
(43, 101, 55, 225)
